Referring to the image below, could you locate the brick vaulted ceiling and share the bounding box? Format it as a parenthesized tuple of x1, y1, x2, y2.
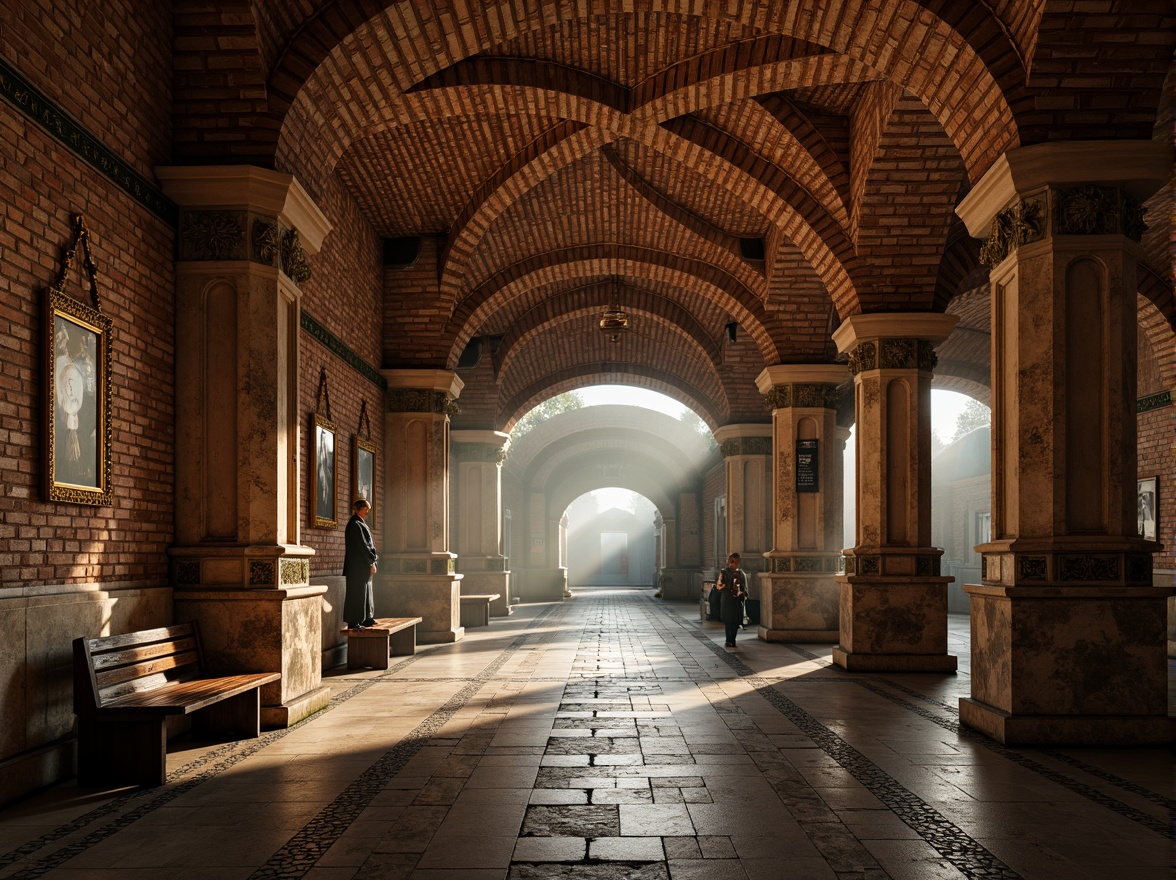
(175, 2, 1175, 430)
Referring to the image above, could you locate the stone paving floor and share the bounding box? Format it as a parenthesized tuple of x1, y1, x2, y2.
(0, 586, 1173, 879)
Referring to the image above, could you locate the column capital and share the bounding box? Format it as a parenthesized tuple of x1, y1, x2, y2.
(713, 423, 771, 457)
(755, 363, 849, 394)
(832, 313, 958, 358)
(451, 429, 510, 449)
(382, 369, 464, 397)
(956, 141, 1173, 239)
(156, 165, 332, 254)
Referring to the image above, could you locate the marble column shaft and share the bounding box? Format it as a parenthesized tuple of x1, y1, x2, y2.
(832, 312, 959, 672)
(157, 165, 333, 726)
(755, 365, 849, 642)
(380, 370, 464, 643)
(712, 424, 772, 596)
(954, 140, 1174, 745)
(452, 430, 512, 616)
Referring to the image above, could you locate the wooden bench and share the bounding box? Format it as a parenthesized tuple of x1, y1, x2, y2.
(343, 617, 422, 669)
(73, 621, 280, 788)
(459, 594, 501, 628)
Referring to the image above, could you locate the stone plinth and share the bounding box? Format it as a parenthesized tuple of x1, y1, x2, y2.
(459, 567, 512, 617)
(833, 575, 957, 672)
(377, 574, 464, 643)
(758, 553, 842, 642)
(962, 583, 1171, 745)
(173, 584, 330, 727)
(513, 568, 567, 602)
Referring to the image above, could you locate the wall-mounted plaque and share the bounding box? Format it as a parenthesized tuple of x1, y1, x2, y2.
(796, 439, 819, 493)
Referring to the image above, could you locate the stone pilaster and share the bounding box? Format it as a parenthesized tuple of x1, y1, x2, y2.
(954, 140, 1174, 745)
(832, 313, 959, 672)
(157, 165, 334, 727)
(452, 429, 512, 616)
(755, 365, 849, 642)
(712, 424, 772, 599)
(380, 370, 464, 643)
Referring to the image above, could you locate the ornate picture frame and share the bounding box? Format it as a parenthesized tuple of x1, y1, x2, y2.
(44, 216, 113, 506)
(1137, 476, 1157, 542)
(353, 435, 377, 527)
(312, 412, 338, 529)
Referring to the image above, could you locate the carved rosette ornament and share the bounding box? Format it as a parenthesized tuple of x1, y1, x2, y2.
(280, 228, 312, 284)
(846, 341, 877, 375)
(979, 197, 1045, 267)
(719, 437, 772, 457)
(1054, 185, 1145, 241)
(387, 389, 458, 415)
(180, 211, 245, 261)
(252, 218, 280, 266)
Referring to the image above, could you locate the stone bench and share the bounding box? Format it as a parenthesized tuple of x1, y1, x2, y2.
(343, 617, 422, 670)
(459, 594, 501, 628)
(73, 621, 281, 787)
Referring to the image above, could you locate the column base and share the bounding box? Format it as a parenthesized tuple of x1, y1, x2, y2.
(833, 647, 957, 672)
(833, 574, 956, 672)
(377, 574, 465, 643)
(758, 569, 840, 643)
(174, 583, 327, 729)
(759, 626, 838, 643)
(963, 582, 1172, 745)
(959, 698, 1172, 747)
(260, 684, 331, 729)
(459, 569, 512, 616)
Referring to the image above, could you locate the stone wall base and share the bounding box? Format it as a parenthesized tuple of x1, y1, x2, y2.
(758, 573, 839, 643)
(512, 569, 567, 603)
(959, 698, 1172, 747)
(261, 684, 331, 729)
(378, 575, 464, 643)
(0, 739, 75, 809)
(657, 568, 702, 601)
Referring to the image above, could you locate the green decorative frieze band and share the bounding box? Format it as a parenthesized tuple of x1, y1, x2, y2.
(0, 54, 177, 226)
(1137, 390, 1171, 413)
(454, 444, 508, 464)
(719, 436, 772, 457)
(300, 311, 386, 391)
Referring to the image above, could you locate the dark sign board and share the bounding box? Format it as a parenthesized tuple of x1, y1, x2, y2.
(796, 439, 819, 493)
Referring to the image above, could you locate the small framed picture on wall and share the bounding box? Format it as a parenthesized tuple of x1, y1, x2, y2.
(1137, 476, 1157, 542)
(353, 435, 377, 528)
(312, 412, 338, 529)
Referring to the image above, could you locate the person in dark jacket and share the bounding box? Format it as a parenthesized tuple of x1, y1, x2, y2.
(343, 499, 378, 628)
(717, 552, 748, 647)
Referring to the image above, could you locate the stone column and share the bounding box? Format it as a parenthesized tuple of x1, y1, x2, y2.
(157, 166, 333, 727)
(712, 424, 772, 596)
(832, 313, 959, 672)
(755, 365, 849, 642)
(657, 489, 704, 600)
(954, 140, 1174, 745)
(380, 370, 464, 643)
(451, 429, 512, 616)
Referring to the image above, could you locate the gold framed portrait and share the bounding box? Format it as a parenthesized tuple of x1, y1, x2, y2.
(44, 288, 113, 506)
(353, 435, 377, 528)
(312, 412, 338, 529)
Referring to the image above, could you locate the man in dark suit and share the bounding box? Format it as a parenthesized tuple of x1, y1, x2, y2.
(343, 499, 378, 628)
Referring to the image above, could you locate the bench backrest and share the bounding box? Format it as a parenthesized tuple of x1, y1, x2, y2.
(73, 622, 207, 713)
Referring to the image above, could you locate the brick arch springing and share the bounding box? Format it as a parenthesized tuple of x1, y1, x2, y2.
(443, 248, 783, 367)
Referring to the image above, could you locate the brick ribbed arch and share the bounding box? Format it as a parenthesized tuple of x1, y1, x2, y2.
(502, 368, 726, 432)
(494, 284, 724, 380)
(268, 0, 1021, 179)
(444, 248, 783, 367)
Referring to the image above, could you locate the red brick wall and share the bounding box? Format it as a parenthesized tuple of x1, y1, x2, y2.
(297, 174, 385, 580)
(0, 52, 174, 590)
(0, 1, 173, 175)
